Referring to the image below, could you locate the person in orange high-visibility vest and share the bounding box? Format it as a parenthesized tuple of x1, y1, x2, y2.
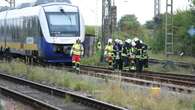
(70, 39, 84, 71)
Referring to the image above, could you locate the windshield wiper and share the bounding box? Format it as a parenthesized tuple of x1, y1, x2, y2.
(60, 8, 72, 25)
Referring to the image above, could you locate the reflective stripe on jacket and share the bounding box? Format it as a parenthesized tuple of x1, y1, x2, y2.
(105, 44, 113, 56)
(71, 43, 84, 56)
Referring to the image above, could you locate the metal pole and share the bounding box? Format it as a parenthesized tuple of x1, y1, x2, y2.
(165, 0, 168, 55)
(100, 0, 106, 62)
(191, 38, 192, 56)
(100, 0, 113, 62)
(165, 0, 174, 55)
(154, 0, 160, 17)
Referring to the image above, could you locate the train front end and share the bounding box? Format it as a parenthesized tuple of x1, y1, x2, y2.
(39, 3, 85, 63)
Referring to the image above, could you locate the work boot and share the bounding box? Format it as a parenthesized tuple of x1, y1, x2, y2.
(72, 62, 76, 69)
(76, 67, 80, 71)
(75, 63, 80, 71)
(131, 66, 136, 70)
(73, 66, 76, 69)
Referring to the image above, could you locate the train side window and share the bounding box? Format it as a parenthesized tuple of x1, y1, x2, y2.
(27, 17, 30, 36)
(0, 20, 1, 34)
(12, 18, 15, 41)
(36, 17, 42, 37)
(23, 17, 27, 37)
(0, 20, 1, 37)
(7, 19, 10, 37)
(21, 17, 23, 38)
(18, 17, 21, 38)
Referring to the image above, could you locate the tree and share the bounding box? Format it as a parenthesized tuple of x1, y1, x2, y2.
(173, 10, 195, 55)
(118, 14, 140, 31)
(144, 20, 155, 29)
(145, 9, 195, 56)
(118, 14, 142, 40)
(193, 0, 195, 5)
(85, 26, 95, 35)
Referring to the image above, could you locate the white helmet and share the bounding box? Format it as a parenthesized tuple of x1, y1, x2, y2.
(125, 39, 131, 44)
(119, 40, 123, 45)
(108, 39, 112, 43)
(131, 41, 136, 46)
(133, 37, 139, 42)
(76, 39, 81, 43)
(140, 40, 143, 44)
(125, 39, 128, 43)
(114, 39, 119, 43)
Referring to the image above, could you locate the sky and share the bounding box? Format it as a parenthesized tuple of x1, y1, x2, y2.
(71, 0, 190, 25)
(0, 0, 191, 25)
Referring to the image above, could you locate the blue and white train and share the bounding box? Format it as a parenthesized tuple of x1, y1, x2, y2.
(0, 1, 85, 63)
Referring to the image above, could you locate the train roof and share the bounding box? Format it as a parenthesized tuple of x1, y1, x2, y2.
(0, 2, 78, 20)
(35, 0, 71, 5)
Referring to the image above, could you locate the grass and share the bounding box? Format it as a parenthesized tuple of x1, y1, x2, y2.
(81, 50, 102, 66)
(81, 54, 100, 65)
(80, 50, 195, 75)
(0, 61, 96, 94)
(149, 52, 195, 64)
(81, 46, 195, 65)
(0, 96, 35, 110)
(96, 81, 195, 110)
(81, 50, 195, 66)
(147, 63, 195, 75)
(0, 60, 194, 110)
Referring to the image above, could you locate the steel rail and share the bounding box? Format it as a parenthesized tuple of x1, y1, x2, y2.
(0, 85, 61, 110)
(0, 72, 128, 110)
(80, 65, 195, 85)
(80, 71, 194, 93)
(68, 65, 195, 93)
(149, 58, 195, 68)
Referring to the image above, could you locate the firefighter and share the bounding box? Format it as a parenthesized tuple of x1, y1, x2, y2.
(133, 37, 145, 72)
(119, 40, 124, 71)
(122, 39, 132, 70)
(104, 39, 114, 68)
(140, 40, 149, 68)
(130, 40, 137, 70)
(113, 39, 123, 72)
(70, 39, 84, 71)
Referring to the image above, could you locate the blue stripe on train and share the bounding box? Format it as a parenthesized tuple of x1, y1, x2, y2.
(39, 37, 72, 63)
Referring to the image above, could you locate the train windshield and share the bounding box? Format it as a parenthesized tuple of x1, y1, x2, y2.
(47, 12, 80, 37)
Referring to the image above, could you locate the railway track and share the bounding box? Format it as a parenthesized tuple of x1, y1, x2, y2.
(149, 58, 195, 68)
(0, 85, 60, 110)
(1, 58, 194, 94)
(0, 59, 194, 109)
(75, 65, 195, 93)
(80, 65, 195, 86)
(0, 72, 127, 110)
(143, 70, 195, 83)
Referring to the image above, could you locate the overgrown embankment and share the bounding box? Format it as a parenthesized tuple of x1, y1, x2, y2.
(0, 61, 194, 110)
